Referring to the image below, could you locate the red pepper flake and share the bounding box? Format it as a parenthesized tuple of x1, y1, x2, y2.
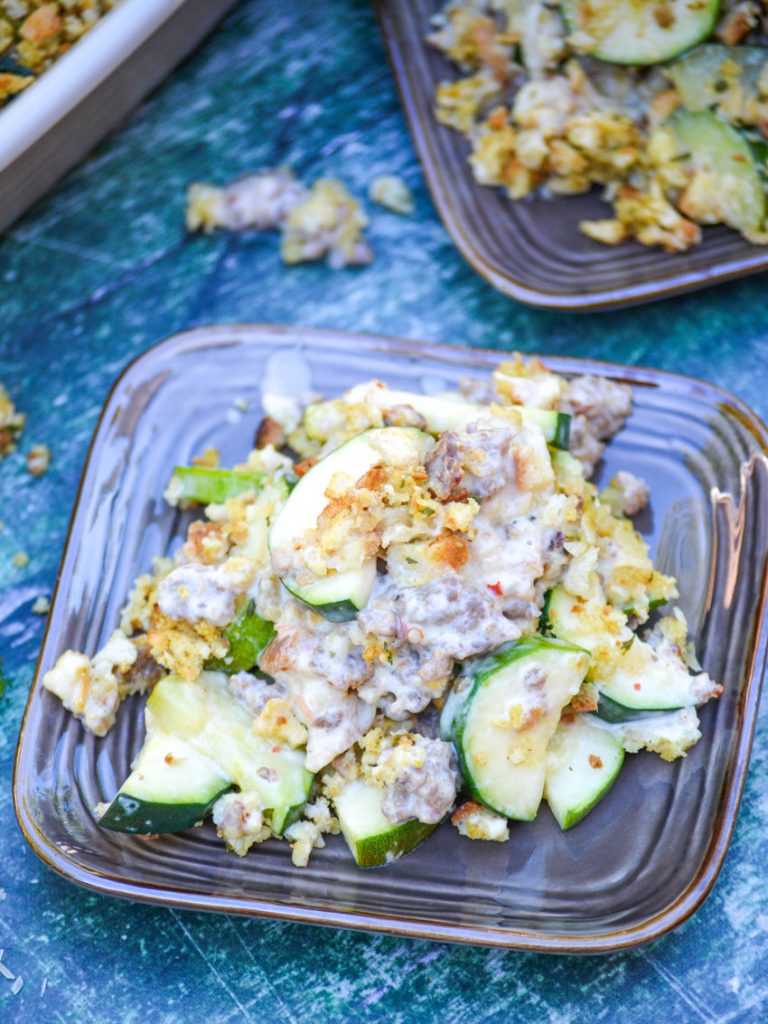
(588, 754, 603, 770)
(487, 581, 503, 596)
(271, 745, 281, 754)
(633, 683, 642, 691)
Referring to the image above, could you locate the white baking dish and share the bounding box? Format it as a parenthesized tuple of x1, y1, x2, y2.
(0, 0, 239, 232)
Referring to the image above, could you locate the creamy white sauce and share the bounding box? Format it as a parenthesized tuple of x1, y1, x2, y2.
(291, 677, 375, 772)
(158, 563, 245, 627)
(463, 488, 547, 606)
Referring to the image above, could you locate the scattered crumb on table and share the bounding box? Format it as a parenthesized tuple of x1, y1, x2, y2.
(27, 442, 51, 476)
(368, 175, 414, 215)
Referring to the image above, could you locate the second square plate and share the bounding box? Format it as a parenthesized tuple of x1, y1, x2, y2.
(375, 0, 768, 310)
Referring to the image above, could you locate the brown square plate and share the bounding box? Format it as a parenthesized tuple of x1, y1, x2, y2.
(375, 0, 768, 311)
(13, 324, 768, 951)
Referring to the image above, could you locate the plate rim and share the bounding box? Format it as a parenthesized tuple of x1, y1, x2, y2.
(13, 322, 768, 952)
(373, 0, 768, 312)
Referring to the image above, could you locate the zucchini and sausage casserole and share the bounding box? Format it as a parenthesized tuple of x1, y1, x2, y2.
(428, 0, 768, 250)
(43, 357, 722, 867)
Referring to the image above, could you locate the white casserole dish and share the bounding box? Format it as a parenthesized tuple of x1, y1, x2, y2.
(0, 0, 239, 232)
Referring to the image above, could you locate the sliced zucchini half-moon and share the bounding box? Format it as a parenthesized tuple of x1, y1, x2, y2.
(269, 427, 434, 621)
(544, 586, 702, 713)
(443, 636, 589, 821)
(101, 672, 313, 838)
(664, 110, 767, 238)
(666, 44, 768, 115)
(544, 713, 624, 830)
(561, 0, 721, 66)
(333, 779, 436, 868)
(98, 733, 232, 834)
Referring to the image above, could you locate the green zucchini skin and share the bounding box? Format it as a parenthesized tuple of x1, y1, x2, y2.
(539, 589, 555, 634)
(594, 693, 674, 724)
(457, 635, 585, 692)
(277, 584, 361, 623)
(340, 385, 571, 450)
(99, 732, 234, 835)
(169, 466, 265, 504)
(206, 601, 276, 673)
(520, 408, 571, 451)
(352, 820, 436, 869)
(544, 586, 698, 713)
(277, 800, 309, 836)
(277, 560, 377, 622)
(553, 413, 570, 452)
(99, 790, 230, 835)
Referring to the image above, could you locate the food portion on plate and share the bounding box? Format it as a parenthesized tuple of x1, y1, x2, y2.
(427, 0, 768, 251)
(42, 355, 722, 868)
(0, 1, 119, 106)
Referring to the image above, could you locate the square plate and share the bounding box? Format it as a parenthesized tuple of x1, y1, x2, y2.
(375, 0, 768, 311)
(13, 324, 768, 952)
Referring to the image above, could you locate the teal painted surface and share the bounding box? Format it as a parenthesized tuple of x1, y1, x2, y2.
(0, 0, 767, 1020)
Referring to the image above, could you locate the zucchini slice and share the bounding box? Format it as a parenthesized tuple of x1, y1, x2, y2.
(664, 110, 767, 237)
(521, 408, 571, 450)
(344, 385, 571, 450)
(147, 672, 313, 834)
(667, 44, 768, 115)
(561, 0, 721, 66)
(544, 586, 700, 713)
(205, 600, 276, 674)
(269, 427, 434, 621)
(101, 672, 313, 837)
(333, 780, 436, 868)
(544, 714, 624, 830)
(166, 466, 265, 505)
(99, 734, 231, 834)
(443, 636, 589, 821)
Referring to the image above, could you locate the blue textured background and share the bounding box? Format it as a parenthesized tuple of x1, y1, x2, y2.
(1, 1, 767, 1020)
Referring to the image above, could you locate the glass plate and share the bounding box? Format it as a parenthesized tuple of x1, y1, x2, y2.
(374, 0, 768, 311)
(13, 324, 768, 952)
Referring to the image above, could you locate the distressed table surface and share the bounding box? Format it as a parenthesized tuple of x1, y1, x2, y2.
(1, 1, 767, 1021)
